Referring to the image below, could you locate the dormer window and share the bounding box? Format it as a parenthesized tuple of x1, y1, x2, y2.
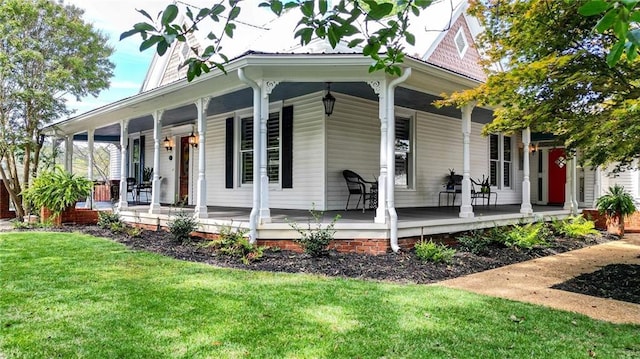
(454, 28, 469, 58)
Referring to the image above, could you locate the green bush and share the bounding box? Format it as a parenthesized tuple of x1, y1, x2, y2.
(97, 211, 122, 229)
(457, 230, 493, 255)
(414, 239, 456, 263)
(288, 208, 340, 257)
(167, 211, 199, 243)
(21, 166, 92, 220)
(503, 222, 551, 249)
(552, 215, 600, 238)
(207, 225, 265, 264)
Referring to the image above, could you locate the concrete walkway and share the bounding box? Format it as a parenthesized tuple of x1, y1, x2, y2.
(438, 234, 640, 324)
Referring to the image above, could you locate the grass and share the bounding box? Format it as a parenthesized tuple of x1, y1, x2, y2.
(1, 232, 638, 358)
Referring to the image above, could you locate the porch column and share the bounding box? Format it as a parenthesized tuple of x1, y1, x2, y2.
(563, 156, 575, 212)
(571, 154, 579, 213)
(520, 127, 533, 215)
(593, 166, 602, 207)
(459, 103, 474, 218)
(85, 128, 95, 209)
(64, 135, 73, 173)
(368, 80, 388, 224)
(149, 110, 164, 214)
(194, 97, 210, 219)
(259, 80, 279, 224)
(117, 119, 129, 210)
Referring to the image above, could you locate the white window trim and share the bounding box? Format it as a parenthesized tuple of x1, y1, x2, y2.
(454, 27, 469, 58)
(236, 104, 283, 189)
(395, 111, 416, 191)
(489, 134, 513, 190)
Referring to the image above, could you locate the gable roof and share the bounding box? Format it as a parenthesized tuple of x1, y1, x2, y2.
(141, 0, 484, 91)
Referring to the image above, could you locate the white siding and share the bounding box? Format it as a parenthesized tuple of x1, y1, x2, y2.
(108, 144, 120, 180)
(205, 92, 326, 210)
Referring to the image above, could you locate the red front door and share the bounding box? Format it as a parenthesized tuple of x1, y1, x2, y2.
(548, 148, 566, 205)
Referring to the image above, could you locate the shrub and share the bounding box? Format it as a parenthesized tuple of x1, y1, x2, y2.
(167, 211, 199, 243)
(552, 215, 600, 238)
(126, 226, 143, 238)
(21, 166, 92, 222)
(457, 230, 493, 255)
(503, 222, 551, 249)
(97, 211, 122, 229)
(207, 225, 265, 264)
(414, 239, 456, 263)
(288, 208, 340, 257)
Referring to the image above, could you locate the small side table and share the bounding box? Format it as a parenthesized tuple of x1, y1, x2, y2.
(438, 190, 457, 207)
(369, 183, 378, 209)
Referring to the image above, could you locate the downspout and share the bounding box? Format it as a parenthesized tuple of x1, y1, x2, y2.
(238, 68, 262, 243)
(386, 68, 412, 252)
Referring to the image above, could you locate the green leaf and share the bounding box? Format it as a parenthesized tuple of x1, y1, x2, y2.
(161, 4, 179, 25)
(139, 36, 161, 51)
(133, 22, 155, 32)
(224, 23, 236, 38)
(578, 1, 610, 16)
(300, 1, 314, 17)
(347, 39, 364, 48)
(595, 9, 617, 33)
(340, 24, 359, 36)
(228, 6, 241, 21)
(157, 40, 169, 56)
(269, 0, 283, 15)
(414, 0, 433, 8)
(607, 40, 625, 67)
(211, 4, 225, 16)
(120, 29, 141, 41)
(135, 8, 154, 21)
(405, 32, 415, 46)
(319, 0, 328, 15)
(295, 27, 313, 45)
(630, 10, 640, 22)
(367, 3, 394, 20)
(327, 26, 339, 48)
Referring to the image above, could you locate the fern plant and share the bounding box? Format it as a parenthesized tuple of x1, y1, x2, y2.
(414, 239, 456, 263)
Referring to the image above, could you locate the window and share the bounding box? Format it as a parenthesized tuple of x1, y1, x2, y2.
(489, 134, 512, 189)
(454, 28, 469, 58)
(395, 117, 413, 188)
(240, 112, 280, 184)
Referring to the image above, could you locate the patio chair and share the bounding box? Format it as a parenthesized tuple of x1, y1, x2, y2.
(471, 178, 497, 206)
(126, 177, 137, 202)
(342, 170, 377, 213)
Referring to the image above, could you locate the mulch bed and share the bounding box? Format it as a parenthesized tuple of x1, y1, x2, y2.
(32, 225, 640, 304)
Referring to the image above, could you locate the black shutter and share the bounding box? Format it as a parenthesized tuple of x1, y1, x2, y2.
(282, 106, 293, 188)
(225, 117, 234, 188)
(139, 135, 145, 181)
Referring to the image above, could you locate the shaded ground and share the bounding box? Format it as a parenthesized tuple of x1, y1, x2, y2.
(552, 263, 640, 305)
(37, 225, 638, 305)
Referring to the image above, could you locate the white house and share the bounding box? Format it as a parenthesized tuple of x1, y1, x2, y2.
(44, 1, 595, 253)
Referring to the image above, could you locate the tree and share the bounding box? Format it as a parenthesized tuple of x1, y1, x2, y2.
(121, 0, 433, 79)
(0, 0, 114, 219)
(439, 0, 640, 170)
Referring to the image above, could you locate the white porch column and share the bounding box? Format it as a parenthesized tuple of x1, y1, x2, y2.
(64, 135, 73, 173)
(369, 80, 388, 224)
(149, 110, 164, 214)
(459, 104, 474, 218)
(117, 119, 129, 210)
(571, 155, 579, 213)
(259, 80, 279, 224)
(85, 128, 95, 209)
(520, 128, 533, 215)
(593, 166, 602, 208)
(238, 69, 261, 243)
(563, 156, 574, 211)
(194, 97, 210, 219)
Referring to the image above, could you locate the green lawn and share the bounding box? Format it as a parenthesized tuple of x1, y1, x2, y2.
(0, 232, 638, 358)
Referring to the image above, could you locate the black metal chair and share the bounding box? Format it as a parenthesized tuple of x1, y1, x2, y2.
(126, 177, 137, 202)
(342, 170, 377, 212)
(471, 177, 497, 206)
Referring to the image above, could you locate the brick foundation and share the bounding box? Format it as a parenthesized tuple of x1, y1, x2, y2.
(40, 206, 100, 225)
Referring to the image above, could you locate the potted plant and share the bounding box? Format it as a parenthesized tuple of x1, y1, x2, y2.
(22, 166, 93, 226)
(142, 166, 153, 184)
(596, 184, 637, 236)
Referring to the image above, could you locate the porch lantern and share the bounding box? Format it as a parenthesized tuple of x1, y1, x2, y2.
(188, 130, 198, 148)
(322, 82, 336, 116)
(163, 136, 173, 151)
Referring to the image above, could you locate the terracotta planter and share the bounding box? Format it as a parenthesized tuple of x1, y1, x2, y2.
(606, 213, 624, 236)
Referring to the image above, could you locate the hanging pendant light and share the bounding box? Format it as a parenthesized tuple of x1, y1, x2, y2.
(322, 82, 336, 116)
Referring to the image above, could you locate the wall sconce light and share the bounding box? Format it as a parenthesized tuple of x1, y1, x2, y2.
(163, 136, 173, 152)
(322, 82, 336, 116)
(188, 128, 198, 148)
(529, 142, 539, 153)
